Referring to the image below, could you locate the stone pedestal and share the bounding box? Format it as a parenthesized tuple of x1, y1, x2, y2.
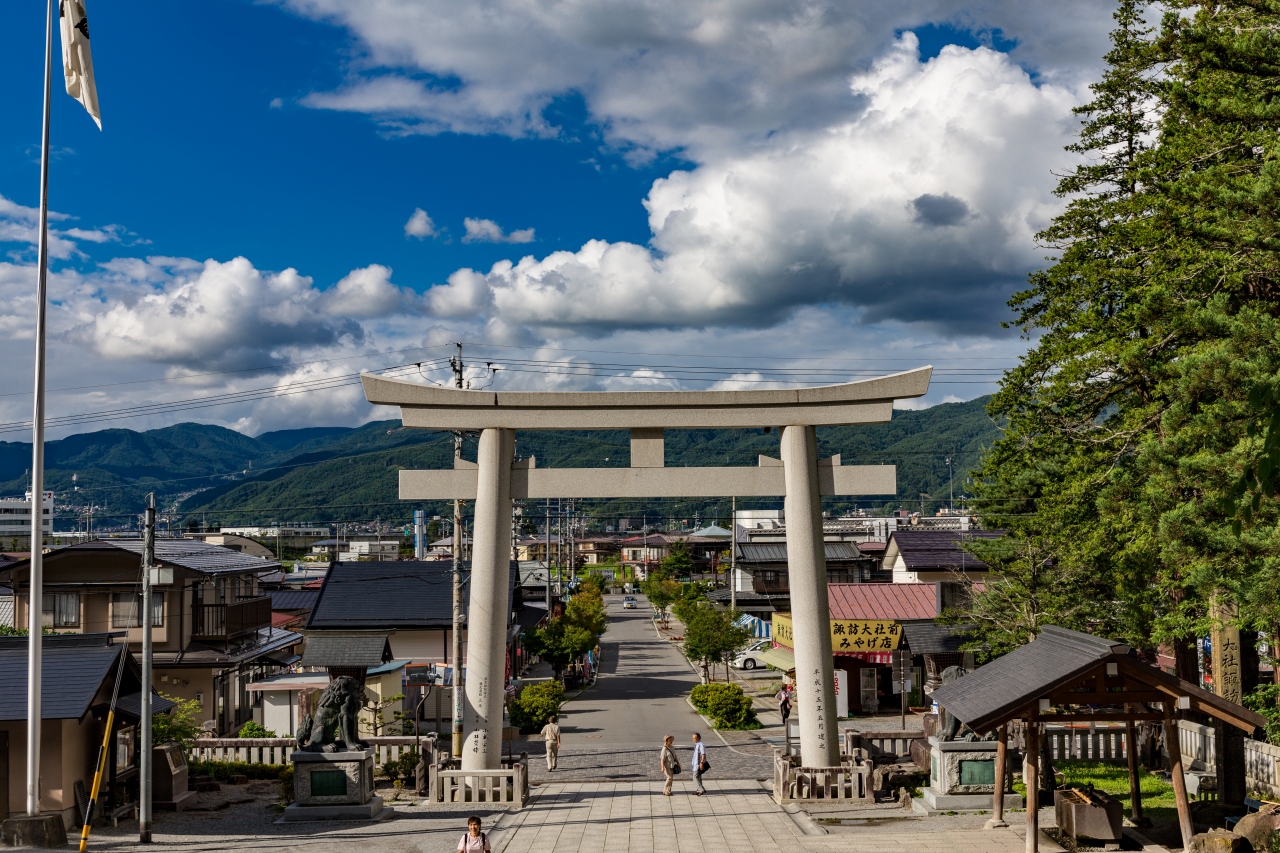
(281, 749, 393, 822)
(0, 814, 68, 848)
(914, 736, 1023, 815)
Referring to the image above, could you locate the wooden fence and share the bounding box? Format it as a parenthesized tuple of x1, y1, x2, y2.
(189, 736, 435, 768)
(772, 750, 872, 804)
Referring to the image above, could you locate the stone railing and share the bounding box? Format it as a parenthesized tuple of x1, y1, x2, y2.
(842, 728, 923, 761)
(189, 736, 435, 768)
(772, 749, 872, 804)
(432, 754, 528, 806)
(1177, 719, 1280, 798)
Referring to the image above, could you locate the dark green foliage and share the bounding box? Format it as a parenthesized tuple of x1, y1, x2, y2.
(509, 680, 565, 733)
(152, 693, 205, 750)
(187, 759, 291, 782)
(660, 539, 695, 579)
(524, 619, 595, 680)
(689, 683, 759, 730)
(1245, 684, 1280, 745)
(673, 602, 752, 683)
(237, 720, 277, 738)
(967, 0, 1280, 665)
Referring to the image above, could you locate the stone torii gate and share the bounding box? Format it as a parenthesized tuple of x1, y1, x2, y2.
(361, 367, 932, 771)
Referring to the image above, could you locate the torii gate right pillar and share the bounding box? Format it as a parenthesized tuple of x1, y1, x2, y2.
(782, 425, 840, 766)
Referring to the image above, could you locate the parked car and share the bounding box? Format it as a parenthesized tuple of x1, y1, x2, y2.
(621, 596, 638, 609)
(732, 639, 771, 670)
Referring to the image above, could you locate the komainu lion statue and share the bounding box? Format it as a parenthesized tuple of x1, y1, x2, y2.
(296, 675, 367, 752)
(937, 665, 995, 742)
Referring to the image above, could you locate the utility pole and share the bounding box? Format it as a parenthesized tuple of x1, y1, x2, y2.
(567, 499, 576, 587)
(450, 342, 465, 758)
(945, 456, 954, 514)
(730, 496, 737, 613)
(139, 495, 155, 842)
(544, 498, 551, 608)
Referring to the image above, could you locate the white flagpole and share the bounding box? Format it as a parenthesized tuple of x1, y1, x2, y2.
(26, 0, 54, 818)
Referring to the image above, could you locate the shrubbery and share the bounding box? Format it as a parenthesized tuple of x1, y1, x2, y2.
(187, 759, 291, 782)
(509, 680, 565, 733)
(689, 683, 759, 730)
(237, 720, 277, 738)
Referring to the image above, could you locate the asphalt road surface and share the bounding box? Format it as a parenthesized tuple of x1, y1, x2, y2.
(523, 594, 773, 783)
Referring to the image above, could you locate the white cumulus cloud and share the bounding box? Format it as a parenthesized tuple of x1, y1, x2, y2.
(426, 37, 1077, 335)
(462, 217, 536, 244)
(404, 207, 438, 239)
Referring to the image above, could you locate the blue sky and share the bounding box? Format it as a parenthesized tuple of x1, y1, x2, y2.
(1, 0, 683, 288)
(0, 0, 1117, 437)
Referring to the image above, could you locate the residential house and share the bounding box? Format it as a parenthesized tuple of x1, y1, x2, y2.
(881, 529, 1002, 583)
(574, 536, 620, 566)
(0, 540, 301, 736)
(304, 560, 520, 715)
(514, 536, 558, 563)
(0, 633, 174, 828)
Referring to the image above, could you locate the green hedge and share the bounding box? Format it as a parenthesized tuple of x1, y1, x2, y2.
(187, 759, 291, 782)
(689, 683, 760, 730)
(510, 680, 565, 733)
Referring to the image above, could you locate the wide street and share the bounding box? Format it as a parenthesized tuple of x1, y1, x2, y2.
(521, 594, 774, 785)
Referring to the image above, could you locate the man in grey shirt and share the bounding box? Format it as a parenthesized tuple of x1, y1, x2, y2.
(691, 732, 707, 795)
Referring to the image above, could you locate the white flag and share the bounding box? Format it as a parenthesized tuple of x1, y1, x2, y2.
(59, 0, 101, 129)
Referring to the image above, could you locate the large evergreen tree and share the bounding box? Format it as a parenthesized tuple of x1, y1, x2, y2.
(967, 0, 1280, 678)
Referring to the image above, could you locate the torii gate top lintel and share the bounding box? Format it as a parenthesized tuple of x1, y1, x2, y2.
(360, 366, 932, 430)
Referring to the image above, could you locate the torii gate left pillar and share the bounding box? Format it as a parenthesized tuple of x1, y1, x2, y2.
(362, 367, 932, 770)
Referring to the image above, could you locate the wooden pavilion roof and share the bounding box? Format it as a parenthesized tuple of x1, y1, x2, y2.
(928, 625, 1266, 735)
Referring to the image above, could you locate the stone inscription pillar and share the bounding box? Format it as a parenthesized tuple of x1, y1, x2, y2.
(781, 424, 840, 767)
(462, 428, 515, 770)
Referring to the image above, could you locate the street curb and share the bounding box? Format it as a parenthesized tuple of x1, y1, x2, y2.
(683, 697, 767, 758)
(780, 802, 829, 836)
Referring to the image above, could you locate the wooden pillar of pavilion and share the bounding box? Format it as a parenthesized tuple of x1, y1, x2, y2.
(1163, 703, 1195, 850)
(984, 724, 1009, 829)
(1123, 705, 1146, 826)
(1025, 715, 1039, 853)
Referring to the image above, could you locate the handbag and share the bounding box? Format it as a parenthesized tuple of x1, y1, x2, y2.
(699, 757, 710, 774)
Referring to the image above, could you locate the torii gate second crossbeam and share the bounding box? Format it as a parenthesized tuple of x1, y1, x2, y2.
(362, 367, 932, 772)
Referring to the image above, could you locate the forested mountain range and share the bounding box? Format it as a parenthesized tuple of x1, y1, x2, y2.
(0, 397, 1000, 529)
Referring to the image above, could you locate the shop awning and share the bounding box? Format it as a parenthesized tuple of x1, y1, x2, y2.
(757, 646, 795, 672)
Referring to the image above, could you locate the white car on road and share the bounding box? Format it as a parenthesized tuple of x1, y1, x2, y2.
(621, 596, 638, 609)
(731, 639, 771, 670)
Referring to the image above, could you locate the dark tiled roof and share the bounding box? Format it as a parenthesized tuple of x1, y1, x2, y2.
(927, 626, 1120, 732)
(298, 633, 393, 669)
(0, 539, 280, 577)
(111, 538, 281, 573)
(306, 561, 518, 630)
(828, 583, 937, 620)
(269, 589, 320, 612)
(0, 636, 131, 720)
(900, 622, 971, 655)
(154, 628, 302, 668)
(927, 625, 1268, 734)
(738, 542, 862, 563)
(114, 691, 177, 720)
(888, 530, 1001, 571)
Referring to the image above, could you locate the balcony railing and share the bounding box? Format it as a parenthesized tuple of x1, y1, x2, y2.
(191, 595, 271, 642)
